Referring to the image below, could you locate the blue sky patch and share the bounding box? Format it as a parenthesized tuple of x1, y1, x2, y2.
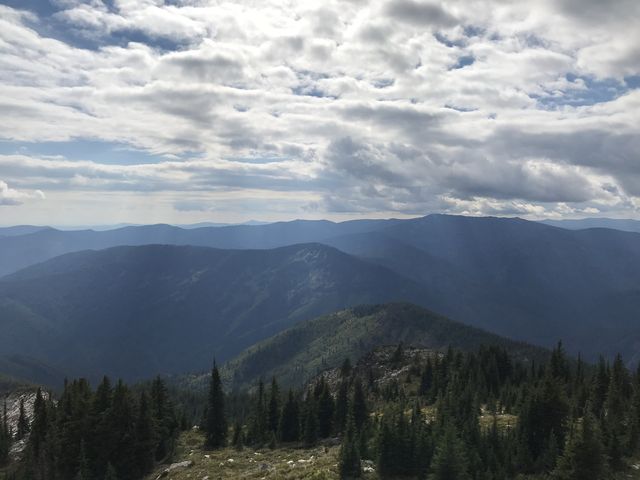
(1, 0, 187, 51)
(0, 139, 172, 165)
(535, 74, 631, 108)
(451, 55, 475, 69)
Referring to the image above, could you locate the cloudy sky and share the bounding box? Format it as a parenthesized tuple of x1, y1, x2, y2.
(0, 0, 639, 225)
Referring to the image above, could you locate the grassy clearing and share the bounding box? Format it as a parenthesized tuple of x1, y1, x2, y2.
(146, 430, 378, 480)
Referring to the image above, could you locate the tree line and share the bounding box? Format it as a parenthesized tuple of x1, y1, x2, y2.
(202, 343, 640, 480)
(3, 342, 640, 480)
(1, 376, 180, 480)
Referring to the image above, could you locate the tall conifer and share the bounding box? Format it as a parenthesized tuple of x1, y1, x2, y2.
(204, 362, 227, 449)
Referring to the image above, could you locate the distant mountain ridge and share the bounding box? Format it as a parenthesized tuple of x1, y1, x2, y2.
(541, 218, 640, 233)
(0, 225, 50, 238)
(0, 243, 426, 383)
(0, 218, 403, 277)
(541, 217, 640, 233)
(2, 214, 640, 384)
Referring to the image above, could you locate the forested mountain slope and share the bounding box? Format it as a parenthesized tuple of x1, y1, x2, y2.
(0, 244, 425, 383)
(221, 303, 548, 389)
(325, 215, 640, 362)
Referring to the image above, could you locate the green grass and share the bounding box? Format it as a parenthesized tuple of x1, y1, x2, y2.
(146, 430, 378, 480)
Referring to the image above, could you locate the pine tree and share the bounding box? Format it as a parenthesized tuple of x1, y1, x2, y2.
(628, 364, 640, 454)
(376, 419, 395, 477)
(420, 358, 434, 398)
(351, 380, 368, 431)
(16, 398, 29, 440)
(109, 380, 137, 479)
(75, 440, 90, 480)
(134, 391, 156, 476)
(150, 376, 177, 460)
(339, 414, 361, 479)
(267, 377, 280, 435)
(317, 382, 335, 438)
(591, 357, 609, 419)
(549, 341, 569, 381)
(334, 381, 349, 434)
(29, 388, 48, 457)
(303, 395, 317, 446)
(279, 390, 300, 443)
(428, 424, 470, 480)
(248, 379, 268, 445)
(204, 362, 227, 449)
(89, 375, 114, 476)
(517, 369, 569, 465)
(553, 412, 607, 480)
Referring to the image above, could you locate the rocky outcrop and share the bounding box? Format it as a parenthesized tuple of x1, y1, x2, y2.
(154, 460, 194, 479)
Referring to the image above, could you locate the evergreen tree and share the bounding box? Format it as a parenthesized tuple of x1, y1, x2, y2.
(351, 380, 368, 431)
(267, 377, 280, 435)
(29, 388, 48, 458)
(90, 375, 114, 475)
(75, 440, 90, 480)
(204, 362, 227, 449)
(628, 364, 640, 453)
(317, 382, 335, 438)
(428, 424, 470, 480)
(549, 341, 570, 381)
(376, 420, 395, 478)
(16, 398, 29, 440)
(303, 395, 317, 446)
(420, 358, 434, 398)
(334, 381, 349, 434)
(134, 391, 156, 476)
(279, 390, 300, 443)
(517, 369, 569, 465)
(590, 357, 609, 419)
(109, 380, 137, 480)
(553, 412, 607, 480)
(248, 379, 268, 445)
(150, 376, 177, 460)
(12, 378, 178, 480)
(56, 379, 93, 480)
(339, 414, 361, 479)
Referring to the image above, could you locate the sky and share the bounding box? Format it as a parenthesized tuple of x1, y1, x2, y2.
(0, 0, 639, 225)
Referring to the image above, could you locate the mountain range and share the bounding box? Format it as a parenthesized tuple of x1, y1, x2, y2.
(0, 218, 401, 277)
(1, 214, 640, 385)
(541, 217, 640, 233)
(0, 243, 424, 382)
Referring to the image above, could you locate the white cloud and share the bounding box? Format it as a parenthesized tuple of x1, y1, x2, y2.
(0, 0, 638, 222)
(0, 180, 45, 206)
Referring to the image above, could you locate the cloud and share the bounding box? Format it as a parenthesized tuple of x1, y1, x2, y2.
(0, 0, 638, 222)
(384, 0, 458, 28)
(0, 180, 45, 206)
